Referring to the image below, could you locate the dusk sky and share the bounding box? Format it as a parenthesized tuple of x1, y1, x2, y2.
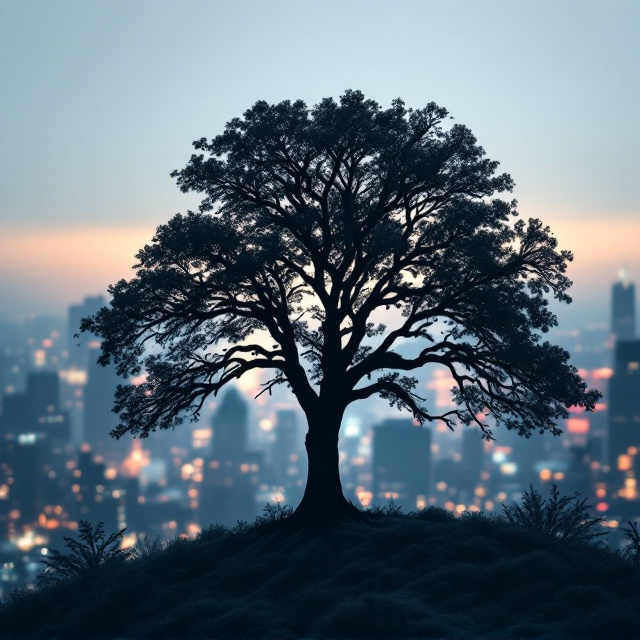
(1, 0, 638, 330)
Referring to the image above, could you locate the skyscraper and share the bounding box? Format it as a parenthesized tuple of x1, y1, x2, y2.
(612, 269, 636, 341)
(67, 295, 106, 369)
(0, 432, 50, 524)
(271, 409, 301, 484)
(82, 346, 122, 460)
(211, 387, 248, 459)
(200, 387, 258, 526)
(608, 339, 640, 497)
(0, 371, 69, 444)
(372, 418, 431, 510)
(459, 427, 485, 494)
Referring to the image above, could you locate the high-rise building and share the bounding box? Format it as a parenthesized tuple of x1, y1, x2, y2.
(70, 446, 119, 531)
(372, 417, 431, 510)
(27, 371, 70, 445)
(460, 427, 485, 493)
(612, 270, 636, 341)
(199, 388, 259, 526)
(0, 394, 29, 436)
(0, 432, 50, 524)
(82, 346, 122, 460)
(608, 339, 640, 486)
(211, 387, 248, 459)
(268, 408, 305, 505)
(67, 295, 106, 369)
(0, 371, 69, 444)
(26, 371, 59, 417)
(272, 409, 301, 482)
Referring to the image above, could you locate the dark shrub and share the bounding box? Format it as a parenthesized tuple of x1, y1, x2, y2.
(38, 521, 131, 586)
(501, 484, 606, 544)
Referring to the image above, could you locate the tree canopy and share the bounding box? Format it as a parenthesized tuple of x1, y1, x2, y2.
(82, 90, 600, 521)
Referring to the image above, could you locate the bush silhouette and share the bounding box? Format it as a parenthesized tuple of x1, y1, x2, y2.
(38, 521, 131, 586)
(1, 490, 639, 639)
(501, 483, 606, 544)
(133, 535, 166, 558)
(620, 520, 640, 565)
(254, 502, 294, 526)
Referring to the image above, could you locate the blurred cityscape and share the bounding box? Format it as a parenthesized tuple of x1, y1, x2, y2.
(0, 271, 639, 596)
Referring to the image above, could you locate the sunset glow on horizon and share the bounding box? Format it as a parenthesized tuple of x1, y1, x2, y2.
(0, 216, 635, 325)
(1, 1, 638, 328)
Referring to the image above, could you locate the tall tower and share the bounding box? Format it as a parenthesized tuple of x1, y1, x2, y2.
(372, 417, 431, 510)
(211, 387, 248, 460)
(272, 409, 300, 485)
(612, 268, 636, 341)
(82, 346, 122, 460)
(0, 371, 69, 444)
(608, 340, 640, 481)
(200, 387, 258, 526)
(67, 295, 106, 369)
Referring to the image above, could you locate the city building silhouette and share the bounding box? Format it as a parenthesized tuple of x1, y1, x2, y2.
(271, 409, 305, 503)
(607, 272, 640, 518)
(211, 387, 248, 460)
(70, 445, 118, 532)
(0, 432, 50, 525)
(608, 339, 640, 501)
(199, 388, 260, 527)
(0, 371, 69, 445)
(458, 427, 485, 499)
(82, 346, 122, 461)
(612, 269, 636, 341)
(372, 418, 431, 510)
(67, 296, 105, 369)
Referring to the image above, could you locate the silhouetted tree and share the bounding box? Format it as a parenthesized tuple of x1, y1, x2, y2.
(82, 91, 600, 524)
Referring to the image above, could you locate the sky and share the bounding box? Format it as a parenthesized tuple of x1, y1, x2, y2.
(1, 0, 638, 330)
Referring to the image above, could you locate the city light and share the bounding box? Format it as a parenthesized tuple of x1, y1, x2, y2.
(356, 489, 373, 507)
(0, 270, 638, 598)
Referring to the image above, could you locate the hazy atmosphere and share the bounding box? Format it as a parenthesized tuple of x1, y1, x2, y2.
(1, 0, 638, 328)
(2, 3, 640, 636)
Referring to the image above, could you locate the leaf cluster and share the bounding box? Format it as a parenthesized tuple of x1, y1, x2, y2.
(81, 90, 600, 442)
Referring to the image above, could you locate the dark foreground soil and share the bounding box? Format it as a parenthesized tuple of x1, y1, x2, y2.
(1, 509, 639, 639)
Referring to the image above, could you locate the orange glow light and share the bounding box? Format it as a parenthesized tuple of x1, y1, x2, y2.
(567, 418, 589, 434)
(618, 455, 633, 472)
(356, 489, 373, 507)
(540, 469, 552, 481)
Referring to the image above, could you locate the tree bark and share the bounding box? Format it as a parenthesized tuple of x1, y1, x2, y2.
(292, 409, 362, 526)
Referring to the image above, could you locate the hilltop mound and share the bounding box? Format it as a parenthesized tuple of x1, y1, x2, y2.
(1, 509, 639, 639)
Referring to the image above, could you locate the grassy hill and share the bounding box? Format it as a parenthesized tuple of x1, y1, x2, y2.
(1, 503, 640, 639)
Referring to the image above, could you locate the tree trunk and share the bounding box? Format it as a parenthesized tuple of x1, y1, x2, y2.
(292, 411, 362, 526)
